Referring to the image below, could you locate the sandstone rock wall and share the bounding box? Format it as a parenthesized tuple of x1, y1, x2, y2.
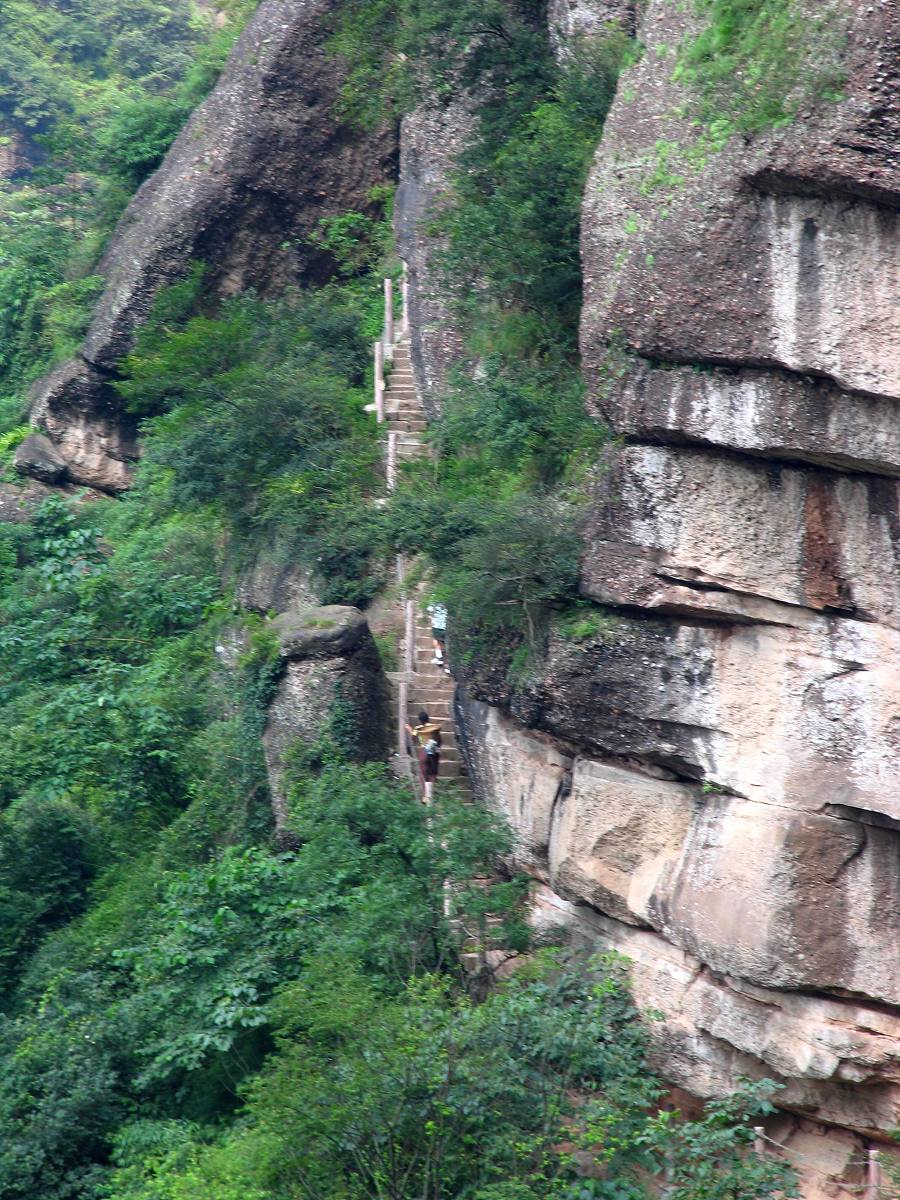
(26, 0, 396, 492)
(456, 0, 900, 1169)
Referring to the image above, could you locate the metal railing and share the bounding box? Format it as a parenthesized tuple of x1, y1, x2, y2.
(754, 1131, 892, 1198)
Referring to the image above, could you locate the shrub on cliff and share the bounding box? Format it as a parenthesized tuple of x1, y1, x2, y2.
(117, 289, 384, 605)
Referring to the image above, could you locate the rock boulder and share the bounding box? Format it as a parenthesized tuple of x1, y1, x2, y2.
(26, 0, 397, 491)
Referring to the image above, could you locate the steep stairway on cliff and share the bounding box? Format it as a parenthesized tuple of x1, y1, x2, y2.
(381, 338, 470, 797)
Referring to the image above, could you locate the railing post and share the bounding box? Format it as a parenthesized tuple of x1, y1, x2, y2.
(401, 261, 410, 337)
(386, 430, 398, 492)
(405, 597, 416, 678)
(384, 277, 394, 350)
(398, 674, 409, 758)
(396, 554, 408, 757)
(753, 1128, 765, 1158)
(866, 1148, 881, 1200)
(374, 340, 385, 423)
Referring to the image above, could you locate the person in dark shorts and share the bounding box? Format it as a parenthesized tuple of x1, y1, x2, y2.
(406, 709, 442, 801)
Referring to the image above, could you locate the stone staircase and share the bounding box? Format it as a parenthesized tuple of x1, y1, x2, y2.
(383, 340, 470, 798)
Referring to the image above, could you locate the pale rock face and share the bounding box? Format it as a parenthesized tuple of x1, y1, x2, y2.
(599, 362, 900, 477)
(550, 757, 694, 926)
(463, 698, 900, 1007)
(456, 698, 568, 874)
(766, 194, 900, 398)
(531, 887, 900, 1142)
(583, 445, 900, 627)
(457, 0, 900, 1154)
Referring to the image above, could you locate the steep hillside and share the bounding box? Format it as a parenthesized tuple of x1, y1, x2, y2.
(0, 0, 897, 1196)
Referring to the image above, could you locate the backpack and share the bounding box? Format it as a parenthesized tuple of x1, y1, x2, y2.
(423, 738, 440, 757)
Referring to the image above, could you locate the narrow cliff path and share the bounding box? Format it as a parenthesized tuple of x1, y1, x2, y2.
(380, 334, 471, 798)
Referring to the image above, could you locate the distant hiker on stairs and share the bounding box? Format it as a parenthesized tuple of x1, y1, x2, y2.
(428, 603, 450, 673)
(406, 709, 442, 802)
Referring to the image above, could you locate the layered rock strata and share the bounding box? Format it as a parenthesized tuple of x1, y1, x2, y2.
(26, 0, 396, 492)
(456, 0, 900, 1174)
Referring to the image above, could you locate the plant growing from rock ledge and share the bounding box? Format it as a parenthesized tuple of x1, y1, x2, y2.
(674, 0, 847, 136)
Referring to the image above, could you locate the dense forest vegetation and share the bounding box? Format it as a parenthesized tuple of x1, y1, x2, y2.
(0, 1, 817, 1196)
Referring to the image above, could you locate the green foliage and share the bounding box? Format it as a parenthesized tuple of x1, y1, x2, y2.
(443, 38, 627, 349)
(331, 0, 552, 130)
(97, 954, 797, 1200)
(117, 288, 384, 605)
(0, 766, 534, 1199)
(437, 494, 583, 649)
(332, 11, 624, 660)
(557, 604, 621, 644)
(0, 10, 811, 1200)
(675, 0, 847, 135)
(313, 204, 394, 278)
(0, 795, 99, 993)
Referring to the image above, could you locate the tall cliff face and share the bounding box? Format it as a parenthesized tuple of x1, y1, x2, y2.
(25, 0, 396, 493)
(457, 0, 900, 1171)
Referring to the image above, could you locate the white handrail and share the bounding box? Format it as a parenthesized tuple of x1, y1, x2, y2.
(384, 277, 394, 349)
(386, 430, 398, 492)
(401, 261, 410, 337)
(374, 340, 385, 423)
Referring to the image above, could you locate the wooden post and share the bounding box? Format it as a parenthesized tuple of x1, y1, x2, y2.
(374, 340, 385, 423)
(384, 277, 394, 349)
(401, 261, 410, 337)
(754, 1128, 765, 1158)
(867, 1148, 881, 1200)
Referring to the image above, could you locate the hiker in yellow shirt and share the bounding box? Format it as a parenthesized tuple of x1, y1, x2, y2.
(406, 709, 442, 802)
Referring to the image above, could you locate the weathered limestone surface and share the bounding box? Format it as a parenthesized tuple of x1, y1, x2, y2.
(583, 445, 900, 627)
(461, 698, 900, 1007)
(457, 0, 900, 1157)
(547, 0, 637, 51)
(228, 539, 319, 615)
(263, 606, 389, 841)
(0, 478, 82, 524)
(27, 0, 396, 491)
(581, 2, 900, 400)
(395, 99, 476, 418)
(598, 362, 900, 477)
(537, 889, 900, 1140)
